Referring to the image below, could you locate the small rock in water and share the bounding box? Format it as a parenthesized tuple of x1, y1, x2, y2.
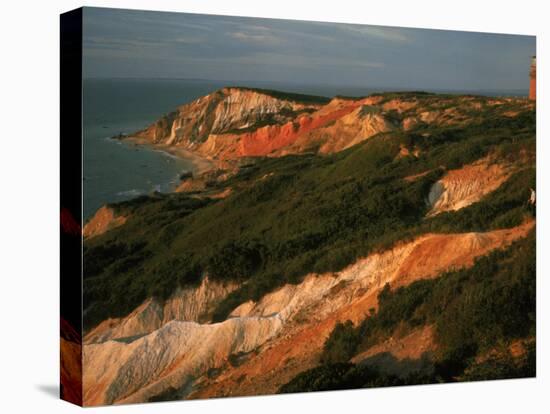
(180, 171, 193, 181)
(112, 132, 127, 140)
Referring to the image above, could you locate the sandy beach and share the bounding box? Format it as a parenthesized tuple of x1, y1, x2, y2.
(125, 136, 217, 175)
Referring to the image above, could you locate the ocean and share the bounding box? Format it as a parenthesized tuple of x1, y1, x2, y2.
(83, 78, 527, 220)
(83, 78, 227, 219)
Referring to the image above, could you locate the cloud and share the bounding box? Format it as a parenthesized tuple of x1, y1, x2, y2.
(230, 31, 283, 45)
(228, 23, 286, 46)
(344, 25, 413, 43)
(163, 51, 385, 72)
(82, 7, 534, 90)
(310, 21, 414, 44)
(246, 52, 385, 70)
(84, 36, 164, 50)
(172, 36, 205, 45)
(224, 20, 338, 45)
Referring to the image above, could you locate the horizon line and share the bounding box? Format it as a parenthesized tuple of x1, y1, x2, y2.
(82, 76, 528, 95)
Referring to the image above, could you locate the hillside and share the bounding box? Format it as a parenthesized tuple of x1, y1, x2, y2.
(129, 87, 533, 162)
(82, 89, 536, 405)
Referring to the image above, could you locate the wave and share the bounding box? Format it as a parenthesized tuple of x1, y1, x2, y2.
(152, 149, 180, 161)
(104, 136, 124, 145)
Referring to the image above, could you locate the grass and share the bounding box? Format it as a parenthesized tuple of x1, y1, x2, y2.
(282, 230, 536, 392)
(232, 86, 331, 105)
(83, 94, 535, 331)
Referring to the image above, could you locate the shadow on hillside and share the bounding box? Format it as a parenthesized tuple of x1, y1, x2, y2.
(357, 351, 435, 377)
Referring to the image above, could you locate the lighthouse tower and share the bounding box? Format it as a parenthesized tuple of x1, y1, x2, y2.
(529, 56, 536, 101)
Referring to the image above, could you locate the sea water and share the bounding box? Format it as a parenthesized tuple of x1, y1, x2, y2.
(83, 78, 228, 219)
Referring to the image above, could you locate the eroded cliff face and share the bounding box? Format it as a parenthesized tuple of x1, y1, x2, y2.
(84, 277, 238, 344)
(427, 157, 515, 216)
(130, 90, 392, 161)
(135, 88, 321, 148)
(81, 221, 533, 405)
(61, 318, 82, 405)
(131, 89, 532, 163)
(288, 105, 394, 154)
(83, 206, 127, 239)
(190, 221, 533, 399)
(82, 90, 535, 405)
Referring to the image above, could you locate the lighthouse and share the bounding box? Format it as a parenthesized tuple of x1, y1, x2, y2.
(529, 56, 536, 101)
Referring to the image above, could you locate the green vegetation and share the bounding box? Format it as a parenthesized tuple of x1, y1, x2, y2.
(360, 230, 535, 361)
(279, 363, 433, 394)
(372, 90, 436, 102)
(83, 93, 535, 331)
(285, 230, 535, 392)
(320, 321, 361, 365)
(383, 108, 404, 126)
(460, 342, 535, 381)
(234, 86, 331, 105)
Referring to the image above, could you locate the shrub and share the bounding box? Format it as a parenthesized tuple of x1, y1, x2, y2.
(320, 321, 361, 364)
(83, 94, 535, 331)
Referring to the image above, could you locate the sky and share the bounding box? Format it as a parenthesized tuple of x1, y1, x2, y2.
(83, 7, 536, 92)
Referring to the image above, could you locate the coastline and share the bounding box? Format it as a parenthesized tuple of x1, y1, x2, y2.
(84, 134, 220, 220)
(124, 136, 217, 175)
